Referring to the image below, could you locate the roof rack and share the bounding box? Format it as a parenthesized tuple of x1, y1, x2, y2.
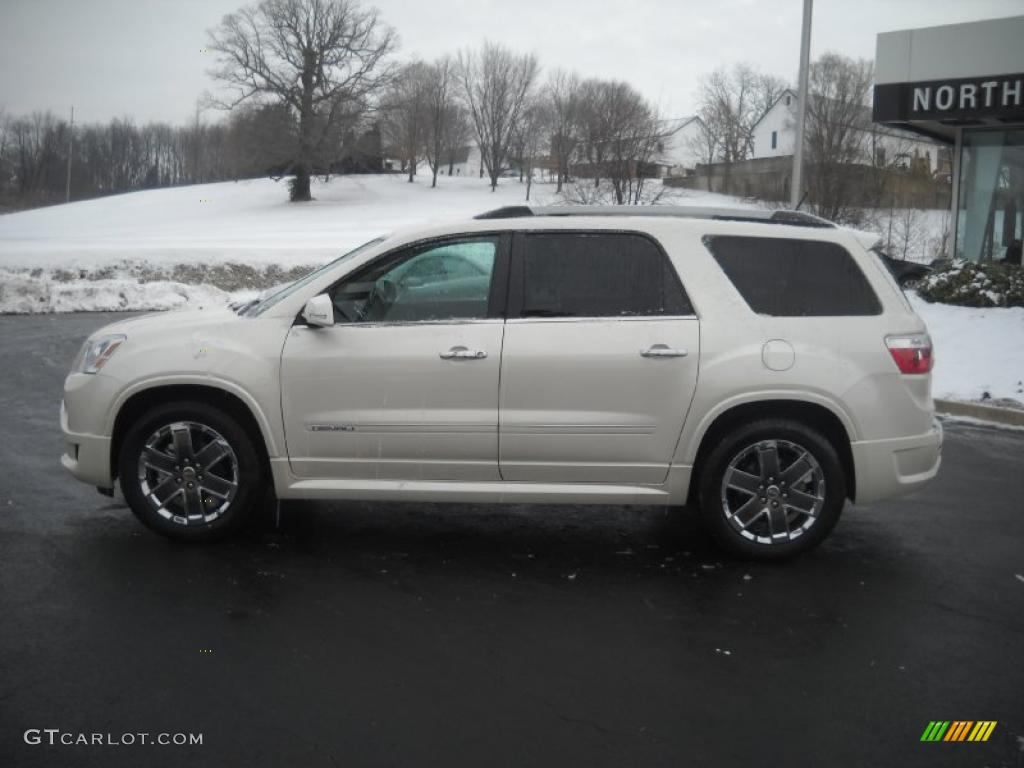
(473, 205, 534, 219)
(473, 204, 835, 229)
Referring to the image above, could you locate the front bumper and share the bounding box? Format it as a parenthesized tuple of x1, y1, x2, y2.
(61, 398, 114, 489)
(851, 419, 943, 504)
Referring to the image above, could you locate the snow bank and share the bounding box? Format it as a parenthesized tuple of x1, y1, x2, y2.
(8, 174, 1018, 405)
(910, 292, 1024, 404)
(0, 269, 247, 314)
(0, 174, 744, 273)
(0, 174, 745, 314)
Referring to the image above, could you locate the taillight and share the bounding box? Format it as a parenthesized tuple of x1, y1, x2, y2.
(885, 334, 933, 374)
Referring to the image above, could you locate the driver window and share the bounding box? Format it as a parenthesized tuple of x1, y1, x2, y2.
(330, 237, 498, 323)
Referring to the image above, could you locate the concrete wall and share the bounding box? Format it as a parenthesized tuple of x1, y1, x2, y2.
(667, 156, 794, 201)
(667, 156, 950, 209)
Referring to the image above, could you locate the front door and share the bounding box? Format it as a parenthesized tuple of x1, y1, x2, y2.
(498, 231, 700, 484)
(281, 235, 509, 481)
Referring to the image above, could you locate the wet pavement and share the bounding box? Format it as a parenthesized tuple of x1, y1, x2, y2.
(1, 311, 1022, 767)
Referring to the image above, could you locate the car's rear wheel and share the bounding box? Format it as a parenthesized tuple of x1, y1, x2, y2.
(698, 418, 846, 560)
(118, 401, 265, 541)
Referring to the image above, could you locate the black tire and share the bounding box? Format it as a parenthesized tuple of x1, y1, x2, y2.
(698, 418, 846, 560)
(118, 401, 266, 542)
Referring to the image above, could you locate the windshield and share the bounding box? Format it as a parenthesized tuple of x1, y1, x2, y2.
(245, 236, 388, 316)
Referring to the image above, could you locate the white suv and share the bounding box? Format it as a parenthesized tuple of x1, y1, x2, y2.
(61, 206, 942, 559)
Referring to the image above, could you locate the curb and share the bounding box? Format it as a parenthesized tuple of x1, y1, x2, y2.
(935, 399, 1024, 428)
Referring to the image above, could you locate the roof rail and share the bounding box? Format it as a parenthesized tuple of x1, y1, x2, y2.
(473, 204, 835, 228)
(473, 205, 534, 219)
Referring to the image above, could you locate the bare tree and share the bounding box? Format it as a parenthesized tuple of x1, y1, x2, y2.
(511, 97, 551, 200)
(696, 64, 786, 165)
(207, 0, 397, 202)
(546, 70, 583, 192)
(601, 85, 666, 205)
(930, 210, 952, 261)
(422, 56, 457, 188)
(224, 102, 296, 179)
(685, 112, 719, 191)
(891, 207, 927, 261)
(574, 80, 667, 204)
(442, 104, 473, 176)
(686, 114, 717, 164)
(0, 109, 12, 207)
(803, 53, 874, 222)
(458, 42, 539, 191)
(576, 78, 612, 186)
(381, 61, 430, 182)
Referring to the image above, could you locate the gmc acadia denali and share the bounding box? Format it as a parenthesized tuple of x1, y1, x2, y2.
(61, 205, 942, 559)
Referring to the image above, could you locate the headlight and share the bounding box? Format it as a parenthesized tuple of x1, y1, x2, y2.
(76, 334, 126, 374)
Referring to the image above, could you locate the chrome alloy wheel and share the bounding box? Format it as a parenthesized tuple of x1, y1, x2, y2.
(136, 421, 239, 526)
(720, 439, 825, 544)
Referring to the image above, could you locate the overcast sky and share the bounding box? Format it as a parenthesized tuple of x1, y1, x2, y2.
(1, 0, 1021, 125)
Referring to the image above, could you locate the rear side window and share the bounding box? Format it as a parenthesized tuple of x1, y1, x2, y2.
(514, 232, 692, 318)
(703, 235, 881, 316)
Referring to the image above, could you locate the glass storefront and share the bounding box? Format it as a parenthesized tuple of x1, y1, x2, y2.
(955, 129, 1024, 263)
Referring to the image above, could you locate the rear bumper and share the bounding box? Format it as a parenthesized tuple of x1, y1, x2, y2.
(61, 399, 113, 489)
(851, 420, 942, 504)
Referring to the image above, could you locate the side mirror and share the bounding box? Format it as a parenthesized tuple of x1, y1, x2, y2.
(302, 294, 335, 328)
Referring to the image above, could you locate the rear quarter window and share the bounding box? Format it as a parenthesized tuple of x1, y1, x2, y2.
(702, 235, 882, 316)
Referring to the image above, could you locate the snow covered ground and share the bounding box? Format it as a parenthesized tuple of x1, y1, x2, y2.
(0, 174, 744, 313)
(907, 292, 1024, 404)
(0, 174, 1018, 405)
(0, 175, 556, 271)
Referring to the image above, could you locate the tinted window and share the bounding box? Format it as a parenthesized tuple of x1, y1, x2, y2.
(516, 233, 692, 318)
(703, 235, 881, 316)
(330, 238, 497, 323)
(249, 236, 386, 316)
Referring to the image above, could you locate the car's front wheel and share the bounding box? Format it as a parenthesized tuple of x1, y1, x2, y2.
(698, 418, 846, 560)
(118, 401, 265, 541)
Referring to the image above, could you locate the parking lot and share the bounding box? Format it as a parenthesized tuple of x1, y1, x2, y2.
(1, 311, 1022, 768)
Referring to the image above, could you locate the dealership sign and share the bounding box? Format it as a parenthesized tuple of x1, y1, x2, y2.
(874, 73, 1024, 123)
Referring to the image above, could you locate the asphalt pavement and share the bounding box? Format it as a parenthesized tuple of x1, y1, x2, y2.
(1, 311, 1022, 768)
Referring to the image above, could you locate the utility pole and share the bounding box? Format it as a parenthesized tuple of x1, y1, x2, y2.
(65, 106, 74, 203)
(791, 0, 812, 209)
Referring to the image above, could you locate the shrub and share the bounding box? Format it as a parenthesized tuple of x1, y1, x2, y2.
(917, 260, 1024, 308)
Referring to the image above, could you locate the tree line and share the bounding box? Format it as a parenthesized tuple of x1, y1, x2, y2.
(1, 0, 941, 218)
(379, 52, 671, 204)
(0, 110, 231, 209)
(689, 56, 947, 224)
(0, 0, 677, 209)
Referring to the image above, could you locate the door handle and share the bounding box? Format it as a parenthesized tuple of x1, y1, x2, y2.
(640, 345, 688, 358)
(440, 346, 487, 360)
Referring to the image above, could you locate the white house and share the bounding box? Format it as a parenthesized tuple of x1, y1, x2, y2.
(436, 144, 483, 178)
(657, 115, 707, 175)
(750, 89, 946, 174)
(751, 91, 798, 157)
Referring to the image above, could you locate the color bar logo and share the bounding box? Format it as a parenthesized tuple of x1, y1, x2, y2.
(921, 721, 997, 742)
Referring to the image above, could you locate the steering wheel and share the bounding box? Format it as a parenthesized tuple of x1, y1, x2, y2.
(361, 276, 400, 321)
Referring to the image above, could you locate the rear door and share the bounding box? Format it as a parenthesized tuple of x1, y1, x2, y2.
(498, 231, 700, 484)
